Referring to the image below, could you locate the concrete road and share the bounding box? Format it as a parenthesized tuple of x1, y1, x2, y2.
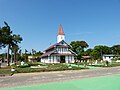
(0, 66, 120, 88)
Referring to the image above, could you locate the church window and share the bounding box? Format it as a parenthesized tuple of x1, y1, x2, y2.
(62, 48, 63, 52)
(68, 56, 69, 60)
(49, 56, 51, 62)
(53, 56, 54, 62)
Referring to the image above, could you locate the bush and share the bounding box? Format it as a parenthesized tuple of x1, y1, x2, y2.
(0, 69, 11, 74)
(15, 63, 83, 73)
(15, 68, 46, 73)
(27, 62, 46, 66)
(17, 64, 30, 68)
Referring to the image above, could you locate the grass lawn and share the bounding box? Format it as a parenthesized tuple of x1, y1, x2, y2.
(0, 63, 83, 74)
(66, 63, 101, 69)
(1, 74, 120, 90)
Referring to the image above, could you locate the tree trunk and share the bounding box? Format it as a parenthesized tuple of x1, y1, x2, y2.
(7, 44, 10, 66)
(84, 60, 87, 68)
(14, 50, 17, 65)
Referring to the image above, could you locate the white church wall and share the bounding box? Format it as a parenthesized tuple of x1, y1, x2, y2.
(57, 35, 65, 43)
(57, 47, 72, 54)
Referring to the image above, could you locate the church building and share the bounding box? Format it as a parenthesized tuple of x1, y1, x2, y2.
(41, 24, 76, 63)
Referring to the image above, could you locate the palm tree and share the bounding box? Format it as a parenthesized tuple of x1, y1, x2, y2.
(1, 22, 23, 66)
(1, 22, 13, 66)
(11, 44, 19, 65)
(12, 34, 22, 65)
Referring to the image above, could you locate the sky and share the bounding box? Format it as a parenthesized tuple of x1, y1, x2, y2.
(0, 0, 120, 53)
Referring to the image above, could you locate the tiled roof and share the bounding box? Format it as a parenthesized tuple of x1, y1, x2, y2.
(58, 24, 65, 35)
(52, 53, 75, 56)
(45, 43, 58, 51)
(41, 50, 55, 57)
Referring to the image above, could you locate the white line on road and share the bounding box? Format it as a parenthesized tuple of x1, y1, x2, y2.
(57, 74, 64, 76)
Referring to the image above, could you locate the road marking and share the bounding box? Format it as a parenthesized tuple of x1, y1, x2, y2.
(117, 69, 120, 71)
(41, 76, 46, 78)
(57, 74, 64, 76)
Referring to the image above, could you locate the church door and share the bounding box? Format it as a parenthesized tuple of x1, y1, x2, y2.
(60, 56, 65, 63)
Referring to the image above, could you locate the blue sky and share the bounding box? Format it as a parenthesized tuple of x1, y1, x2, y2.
(0, 0, 120, 53)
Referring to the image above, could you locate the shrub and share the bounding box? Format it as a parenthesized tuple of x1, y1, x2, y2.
(0, 69, 11, 74)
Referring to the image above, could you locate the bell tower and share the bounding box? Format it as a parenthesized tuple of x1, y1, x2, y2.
(57, 24, 65, 43)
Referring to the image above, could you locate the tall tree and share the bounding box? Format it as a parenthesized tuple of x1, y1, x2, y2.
(91, 45, 111, 60)
(0, 27, 3, 49)
(111, 45, 120, 55)
(70, 40, 89, 60)
(12, 34, 22, 64)
(70, 41, 81, 53)
(70, 41, 89, 54)
(1, 22, 23, 66)
(1, 22, 13, 66)
(11, 44, 19, 65)
(79, 41, 89, 52)
(84, 48, 93, 56)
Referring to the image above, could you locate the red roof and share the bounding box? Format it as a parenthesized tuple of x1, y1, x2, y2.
(41, 52, 75, 57)
(52, 53, 75, 56)
(41, 50, 55, 57)
(45, 43, 58, 51)
(58, 24, 65, 35)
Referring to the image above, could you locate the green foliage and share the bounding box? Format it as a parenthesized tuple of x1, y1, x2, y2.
(70, 41, 89, 54)
(90, 45, 112, 60)
(70, 40, 89, 60)
(90, 50, 100, 60)
(33, 51, 43, 56)
(111, 45, 120, 55)
(0, 22, 23, 66)
(0, 69, 11, 74)
(84, 48, 93, 56)
(17, 64, 30, 68)
(79, 41, 89, 51)
(12, 63, 83, 73)
(27, 62, 46, 66)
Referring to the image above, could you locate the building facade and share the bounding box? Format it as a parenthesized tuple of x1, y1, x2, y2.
(103, 54, 120, 62)
(41, 24, 76, 63)
(103, 54, 115, 62)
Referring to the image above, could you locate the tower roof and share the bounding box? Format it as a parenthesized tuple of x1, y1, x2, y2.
(58, 24, 65, 35)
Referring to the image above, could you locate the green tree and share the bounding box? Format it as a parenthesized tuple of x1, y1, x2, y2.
(70, 41, 89, 54)
(33, 51, 43, 56)
(90, 50, 100, 60)
(84, 48, 93, 56)
(70, 40, 89, 61)
(11, 44, 19, 65)
(1, 22, 13, 66)
(0, 27, 4, 49)
(70, 41, 81, 53)
(111, 45, 120, 55)
(12, 34, 22, 64)
(91, 45, 111, 60)
(1, 22, 23, 66)
(79, 41, 89, 52)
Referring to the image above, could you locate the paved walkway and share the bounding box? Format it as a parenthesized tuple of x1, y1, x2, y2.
(0, 66, 120, 89)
